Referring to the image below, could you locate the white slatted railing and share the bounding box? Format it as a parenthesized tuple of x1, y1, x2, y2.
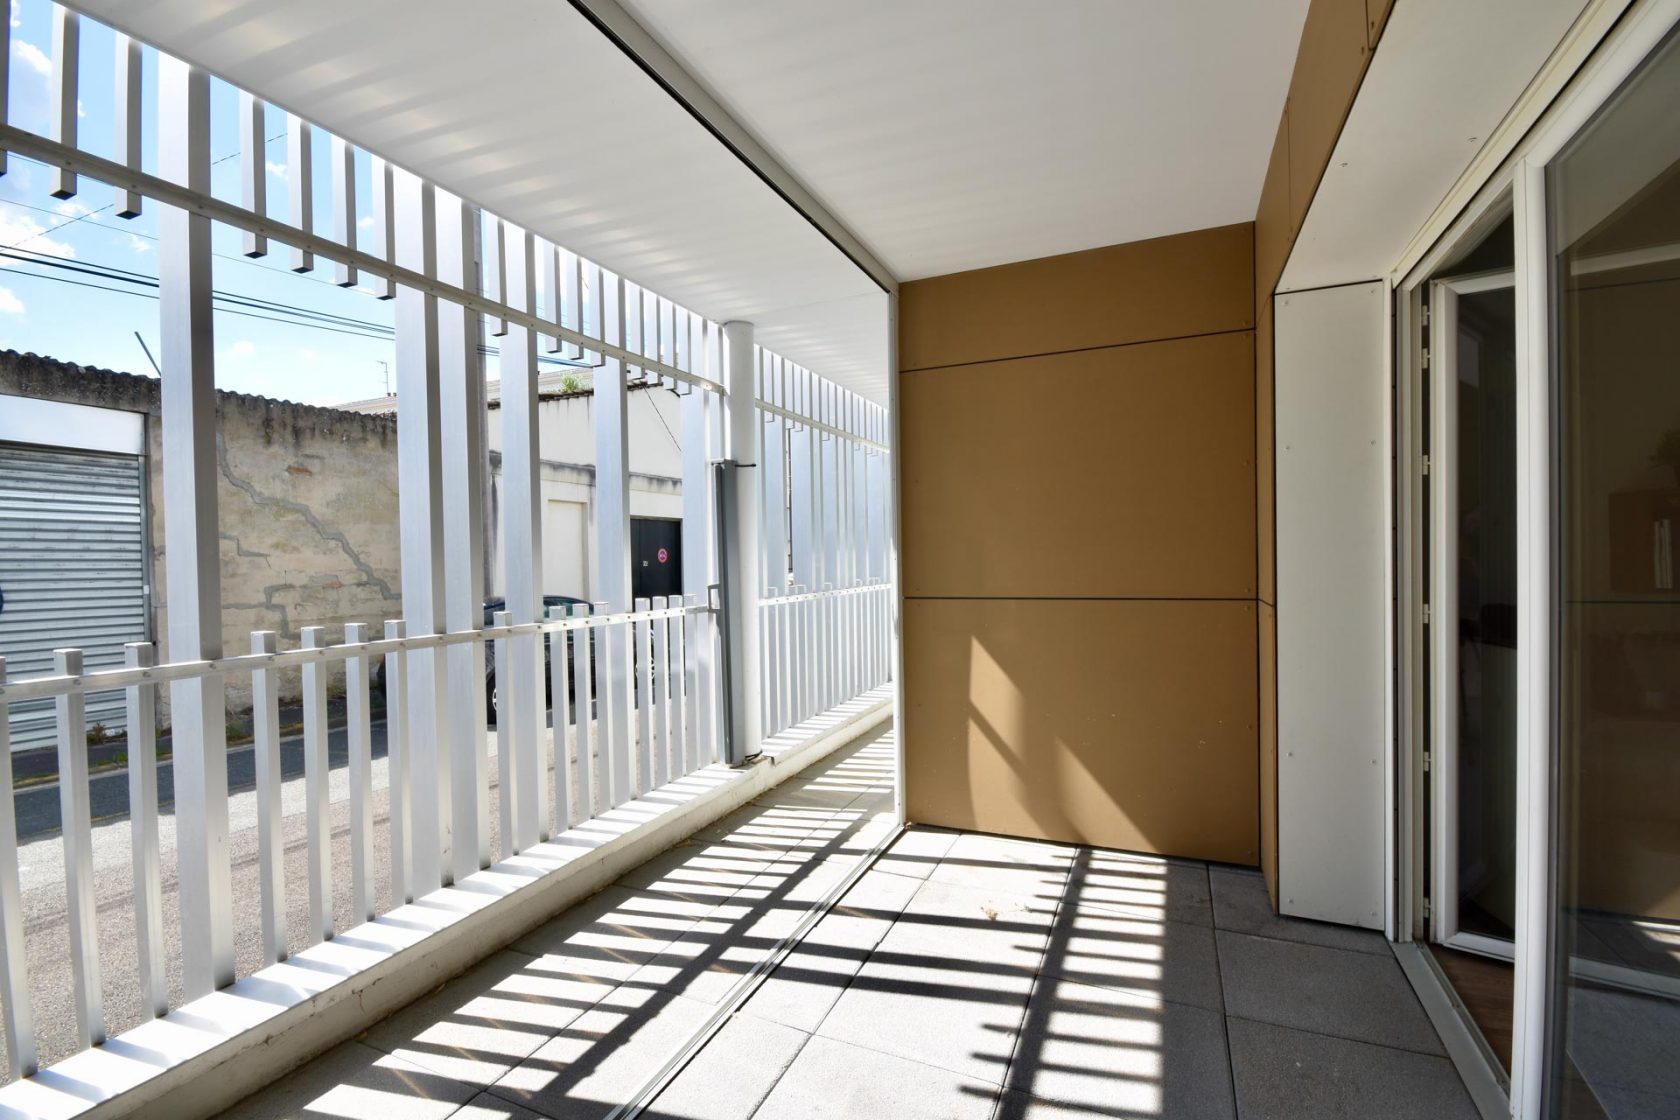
(760, 582, 893, 739)
(0, 598, 715, 1081)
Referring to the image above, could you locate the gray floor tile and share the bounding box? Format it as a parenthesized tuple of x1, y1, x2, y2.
(816, 913, 1035, 1084)
(1218, 931, 1443, 1055)
(928, 832, 1075, 901)
(489, 988, 715, 1120)
(751, 1034, 1000, 1120)
(1228, 1016, 1477, 1120)
(448, 1093, 552, 1120)
(363, 949, 615, 1087)
(510, 884, 717, 965)
(643, 1015, 808, 1120)
(221, 1040, 476, 1120)
(1072, 850, 1214, 927)
(1209, 867, 1388, 955)
(872, 826, 960, 880)
(1006, 976, 1235, 1118)
(1043, 906, 1224, 1012)
(882, 874, 1060, 976)
(741, 869, 922, 1033)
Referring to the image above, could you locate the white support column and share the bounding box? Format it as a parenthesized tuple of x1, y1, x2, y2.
(158, 55, 233, 999)
(680, 321, 715, 767)
(436, 191, 486, 880)
(393, 170, 452, 891)
(721, 320, 762, 763)
(595, 273, 633, 805)
(502, 223, 546, 849)
(790, 367, 816, 723)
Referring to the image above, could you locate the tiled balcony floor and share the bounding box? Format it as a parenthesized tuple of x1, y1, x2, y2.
(224, 726, 1477, 1120)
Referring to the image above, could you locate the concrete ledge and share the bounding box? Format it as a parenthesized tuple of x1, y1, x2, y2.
(0, 689, 892, 1120)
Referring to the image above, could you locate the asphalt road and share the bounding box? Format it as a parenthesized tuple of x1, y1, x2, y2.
(13, 719, 391, 841)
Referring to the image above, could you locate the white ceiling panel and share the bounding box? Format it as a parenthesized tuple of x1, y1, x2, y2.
(621, 0, 1310, 281)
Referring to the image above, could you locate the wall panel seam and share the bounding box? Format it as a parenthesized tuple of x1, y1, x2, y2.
(900, 325, 1256, 375)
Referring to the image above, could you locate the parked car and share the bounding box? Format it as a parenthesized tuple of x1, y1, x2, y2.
(373, 595, 591, 725)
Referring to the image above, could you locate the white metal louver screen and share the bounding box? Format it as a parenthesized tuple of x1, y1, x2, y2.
(0, 442, 148, 752)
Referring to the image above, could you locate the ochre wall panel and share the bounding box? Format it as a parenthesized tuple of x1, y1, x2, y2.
(901, 331, 1256, 600)
(904, 598, 1260, 865)
(1365, 0, 1395, 48)
(899, 223, 1253, 372)
(1286, 0, 1370, 233)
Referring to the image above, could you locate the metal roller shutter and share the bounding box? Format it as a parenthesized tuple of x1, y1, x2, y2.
(0, 443, 148, 752)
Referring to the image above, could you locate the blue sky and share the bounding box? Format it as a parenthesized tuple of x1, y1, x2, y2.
(0, 0, 569, 407)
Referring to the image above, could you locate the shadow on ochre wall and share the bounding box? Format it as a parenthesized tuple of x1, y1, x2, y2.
(903, 598, 1259, 866)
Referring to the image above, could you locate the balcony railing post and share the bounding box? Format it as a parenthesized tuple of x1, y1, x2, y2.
(54, 648, 101, 1048)
(158, 53, 234, 998)
(251, 630, 287, 964)
(124, 642, 166, 1018)
(301, 627, 332, 944)
(0, 658, 36, 1079)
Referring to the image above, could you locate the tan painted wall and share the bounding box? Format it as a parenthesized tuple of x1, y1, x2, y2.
(1253, 0, 1393, 904)
(898, 223, 1261, 866)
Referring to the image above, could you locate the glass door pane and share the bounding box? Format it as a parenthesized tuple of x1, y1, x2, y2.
(1547, 26, 1680, 1120)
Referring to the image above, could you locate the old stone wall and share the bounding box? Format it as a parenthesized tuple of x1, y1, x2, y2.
(0, 352, 401, 718)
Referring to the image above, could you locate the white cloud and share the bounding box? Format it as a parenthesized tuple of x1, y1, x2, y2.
(265, 160, 288, 181)
(0, 212, 76, 259)
(10, 0, 20, 29)
(218, 339, 257, 363)
(13, 39, 49, 76)
(125, 233, 152, 254)
(0, 287, 25, 316)
(300, 348, 319, 363)
(76, 98, 85, 120)
(53, 199, 95, 220)
(357, 214, 375, 230)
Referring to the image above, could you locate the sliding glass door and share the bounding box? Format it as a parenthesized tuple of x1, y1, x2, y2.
(1543, 25, 1680, 1120)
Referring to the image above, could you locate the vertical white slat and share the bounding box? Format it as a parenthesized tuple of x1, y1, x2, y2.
(0, 659, 35, 1079)
(124, 643, 165, 1018)
(634, 597, 654, 795)
(667, 604, 687, 779)
(501, 224, 546, 850)
(561, 250, 583, 360)
(54, 648, 101, 1048)
(779, 586, 794, 727)
(301, 627, 332, 944)
(650, 595, 670, 787)
(597, 275, 634, 806)
(486, 216, 507, 336)
(553, 247, 575, 356)
(287, 113, 314, 272)
(571, 606, 597, 819)
(49, 4, 77, 199)
(394, 170, 452, 892)
(113, 33, 142, 218)
(548, 605, 573, 833)
(237, 91, 266, 256)
(539, 240, 559, 353)
(250, 630, 286, 964)
(160, 55, 234, 998)
(437, 193, 487, 879)
(370, 157, 396, 300)
(494, 610, 516, 859)
(0, 11, 10, 178)
(383, 620, 411, 904)
(344, 623, 375, 923)
(330, 135, 357, 287)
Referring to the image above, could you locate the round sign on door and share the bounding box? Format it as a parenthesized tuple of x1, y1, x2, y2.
(657, 547, 669, 563)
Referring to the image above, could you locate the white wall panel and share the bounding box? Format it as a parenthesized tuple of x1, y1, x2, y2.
(1275, 280, 1388, 930)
